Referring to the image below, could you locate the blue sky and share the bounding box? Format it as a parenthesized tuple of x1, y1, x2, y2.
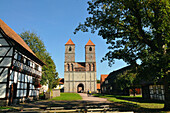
(0, 0, 128, 79)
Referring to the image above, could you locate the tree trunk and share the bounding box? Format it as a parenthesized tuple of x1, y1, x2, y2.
(164, 74, 170, 110)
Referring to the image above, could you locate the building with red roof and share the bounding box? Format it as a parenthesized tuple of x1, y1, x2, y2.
(55, 78, 64, 92)
(0, 19, 44, 105)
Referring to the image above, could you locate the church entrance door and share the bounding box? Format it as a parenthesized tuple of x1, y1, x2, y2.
(77, 83, 84, 93)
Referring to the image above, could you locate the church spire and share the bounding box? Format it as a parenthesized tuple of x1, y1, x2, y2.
(65, 39, 75, 45)
(85, 39, 95, 46)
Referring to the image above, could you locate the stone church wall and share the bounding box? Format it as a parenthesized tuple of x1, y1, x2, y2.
(64, 39, 97, 93)
(64, 71, 96, 93)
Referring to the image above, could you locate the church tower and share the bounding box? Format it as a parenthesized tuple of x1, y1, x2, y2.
(85, 39, 96, 71)
(64, 39, 75, 71)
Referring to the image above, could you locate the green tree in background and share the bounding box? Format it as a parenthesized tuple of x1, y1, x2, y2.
(20, 31, 59, 89)
(116, 70, 138, 96)
(75, 0, 170, 109)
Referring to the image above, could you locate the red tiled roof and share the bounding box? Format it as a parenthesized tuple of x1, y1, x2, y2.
(100, 74, 108, 84)
(58, 78, 64, 84)
(97, 83, 100, 89)
(0, 19, 45, 65)
(59, 82, 64, 85)
(65, 39, 75, 45)
(86, 39, 95, 46)
(0, 19, 36, 56)
(59, 78, 62, 81)
(76, 62, 85, 68)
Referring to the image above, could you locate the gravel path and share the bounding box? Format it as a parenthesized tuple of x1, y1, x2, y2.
(78, 93, 111, 103)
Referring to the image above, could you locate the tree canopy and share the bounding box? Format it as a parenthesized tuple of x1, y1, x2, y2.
(75, 0, 169, 78)
(75, 0, 170, 109)
(20, 31, 58, 89)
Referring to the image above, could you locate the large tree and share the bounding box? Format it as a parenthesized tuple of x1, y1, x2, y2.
(19, 31, 59, 89)
(75, 0, 170, 109)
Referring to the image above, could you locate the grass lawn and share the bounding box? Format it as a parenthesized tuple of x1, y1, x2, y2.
(93, 94, 166, 112)
(51, 93, 82, 101)
(0, 106, 12, 109)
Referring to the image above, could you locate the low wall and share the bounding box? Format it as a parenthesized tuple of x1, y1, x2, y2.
(52, 89, 60, 97)
(45, 89, 60, 99)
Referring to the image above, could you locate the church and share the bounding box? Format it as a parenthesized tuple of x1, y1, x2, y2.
(64, 39, 97, 93)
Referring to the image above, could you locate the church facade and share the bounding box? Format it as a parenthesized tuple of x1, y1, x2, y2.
(64, 39, 97, 93)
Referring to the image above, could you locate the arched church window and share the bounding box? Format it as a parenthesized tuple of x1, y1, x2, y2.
(69, 47, 72, 51)
(67, 64, 70, 71)
(71, 64, 74, 71)
(89, 64, 91, 71)
(93, 64, 95, 71)
(89, 47, 92, 51)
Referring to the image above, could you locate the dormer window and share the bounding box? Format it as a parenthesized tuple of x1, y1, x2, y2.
(89, 47, 92, 51)
(69, 47, 72, 51)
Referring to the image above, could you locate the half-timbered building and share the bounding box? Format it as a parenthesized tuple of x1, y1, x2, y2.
(0, 19, 44, 105)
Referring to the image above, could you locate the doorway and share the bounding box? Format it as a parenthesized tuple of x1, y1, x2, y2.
(9, 83, 17, 105)
(77, 83, 84, 93)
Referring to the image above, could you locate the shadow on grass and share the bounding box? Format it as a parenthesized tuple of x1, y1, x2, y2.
(93, 94, 167, 112)
(93, 94, 164, 103)
(109, 101, 166, 113)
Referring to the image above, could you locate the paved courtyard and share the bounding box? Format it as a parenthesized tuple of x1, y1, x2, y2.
(6, 93, 134, 113)
(79, 93, 110, 103)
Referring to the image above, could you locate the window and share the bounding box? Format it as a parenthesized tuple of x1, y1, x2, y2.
(93, 64, 95, 71)
(105, 80, 108, 84)
(26, 59, 30, 66)
(71, 64, 73, 71)
(69, 47, 72, 51)
(67, 64, 70, 71)
(23, 58, 26, 64)
(89, 47, 92, 51)
(35, 64, 39, 71)
(17, 54, 22, 61)
(89, 64, 91, 71)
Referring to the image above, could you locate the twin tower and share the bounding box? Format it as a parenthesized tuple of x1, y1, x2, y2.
(64, 39, 97, 93)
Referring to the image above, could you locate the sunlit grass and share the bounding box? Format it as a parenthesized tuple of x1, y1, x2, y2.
(51, 93, 82, 101)
(93, 94, 164, 109)
(0, 106, 12, 109)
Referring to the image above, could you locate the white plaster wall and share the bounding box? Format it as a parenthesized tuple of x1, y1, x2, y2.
(55, 84, 64, 89)
(0, 38, 8, 46)
(14, 52, 18, 59)
(14, 72, 18, 83)
(0, 84, 6, 98)
(0, 68, 8, 82)
(0, 58, 12, 67)
(41, 84, 48, 91)
(6, 48, 13, 56)
(0, 47, 10, 56)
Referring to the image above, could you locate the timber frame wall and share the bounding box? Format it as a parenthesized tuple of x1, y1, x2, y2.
(0, 29, 43, 105)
